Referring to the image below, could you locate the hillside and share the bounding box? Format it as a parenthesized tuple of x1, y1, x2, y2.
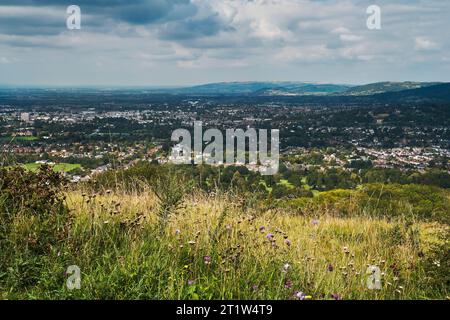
(172, 82, 352, 95)
(1, 166, 449, 299)
(341, 82, 440, 96)
(373, 83, 450, 103)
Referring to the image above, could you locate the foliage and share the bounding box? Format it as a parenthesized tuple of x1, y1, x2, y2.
(0, 166, 70, 291)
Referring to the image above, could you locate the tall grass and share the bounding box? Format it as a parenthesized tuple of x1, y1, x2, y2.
(1, 180, 448, 300)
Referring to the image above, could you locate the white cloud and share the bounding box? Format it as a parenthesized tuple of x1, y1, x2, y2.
(414, 37, 438, 51)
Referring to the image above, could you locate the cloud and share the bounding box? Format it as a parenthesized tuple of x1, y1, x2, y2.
(0, 0, 449, 85)
(0, 1, 197, 39)
(414, 36, 438, 51)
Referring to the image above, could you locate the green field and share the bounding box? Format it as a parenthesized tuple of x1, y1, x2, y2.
(22, 162, 81, 173)
(0, 136, 39, 142)
(17, 136, 39, 141)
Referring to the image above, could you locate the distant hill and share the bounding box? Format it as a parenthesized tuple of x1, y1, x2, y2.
(161, 81, 446, 98)
(340, 81, 440, 96)
(372, 83, 450, 103)
(254, 83, 352, 96)
(172, 81, 353, 95)
(1, 82, 449, 105)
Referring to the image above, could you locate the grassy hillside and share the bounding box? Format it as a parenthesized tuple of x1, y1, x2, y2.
(0, 167, 448, 300)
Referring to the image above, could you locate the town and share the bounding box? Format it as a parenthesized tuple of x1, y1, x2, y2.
(1, 91, 449, 186)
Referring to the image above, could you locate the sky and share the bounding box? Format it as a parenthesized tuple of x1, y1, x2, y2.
(0, 0, 449, 86)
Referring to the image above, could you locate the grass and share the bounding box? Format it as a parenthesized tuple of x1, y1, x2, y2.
(16, 136, 39, 142)
(22, 162, 81, 173)
(0, 136, 39, 142)
(1, 185, 448, 300)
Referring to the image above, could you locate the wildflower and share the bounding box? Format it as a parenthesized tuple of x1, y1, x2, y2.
(188, 280, 195, 286)
(226, 224, 232, 231)
(285, 239, 291, 247)
(343, 246, 349, 253)
(433, 260, 441, 267)
(331, 293, 342, 300)
(204, 256, 212, 265)
(188, 241, 196, 245)
(175, 229, 181, 235)
(293, 291, 307, 300)
(252, 284, 259, 291)
(282, 263, 291, 273)
(327, 264, 334, 272)
(311, 219, 319, 226)
(266, 233, 274, 239)
(259, 226, 266, 232)
(284, 280, 293, 289)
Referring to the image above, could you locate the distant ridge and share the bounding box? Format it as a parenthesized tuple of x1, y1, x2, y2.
(170, 81, 353, 95)
(150, 81, 446, 98)
(1, 82, 449, 105)
(340, 81, 441, 96)
(372, 83, 450, 103)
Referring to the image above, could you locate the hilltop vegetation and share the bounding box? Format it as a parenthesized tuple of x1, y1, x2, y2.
(0, 165, 448, 300)
(341, 82, 440, 96)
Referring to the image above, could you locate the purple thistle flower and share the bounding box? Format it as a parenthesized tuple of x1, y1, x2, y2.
(311, 219, 319, 226)
(284, 280, 293, 289)
(327, 264, 334, 272)
(252, 284, 259, 291)
(203, 255, 211, 265)
(285, 239, 291, 246)
(266, 233, 274, 239)
(331, 293, 342, 300)
(259, 226, 266, 232)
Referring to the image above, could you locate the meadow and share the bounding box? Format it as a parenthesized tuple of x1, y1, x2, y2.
(22, 162, 81, 173)
(0, 166, 448, 300)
